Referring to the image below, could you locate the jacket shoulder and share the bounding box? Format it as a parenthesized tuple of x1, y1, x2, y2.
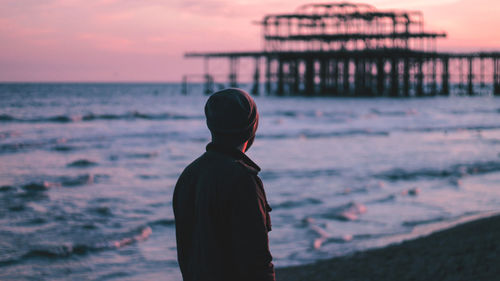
(236, 159, 259, 175)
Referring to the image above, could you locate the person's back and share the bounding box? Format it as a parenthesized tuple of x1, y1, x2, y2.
(173, 89, 275, 281)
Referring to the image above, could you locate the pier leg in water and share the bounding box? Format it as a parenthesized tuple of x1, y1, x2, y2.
(204, 74, 214, 95)
(403, 57, 410, 97)
(376, 58, 385, 96)
(493, 58, 500, 96)
(431, 58, 437, 96)
(320, 59, 328, 95)
(495, 58, 500, 96)
(292, 60, 300, 95)
(265, 57, 271, 95)
(343, 58, 350, 96)
(182, 75, 188, 95)
(354, 57, 362, 96)
(390, 58, 399, 97)
(332, 59, 339, 96)
(305, 58, 315, 96)
(441, 57, 449, 96)
(251, 57, 260, 96)
(229, 57, 239, 88)
(417, 59, 424, 97)
(277, 58, 284, 96)
(468, 57, 474, 96)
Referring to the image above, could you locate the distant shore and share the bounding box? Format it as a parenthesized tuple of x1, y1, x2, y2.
(277, 214, 500, 281)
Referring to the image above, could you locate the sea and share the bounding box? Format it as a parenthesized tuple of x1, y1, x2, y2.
(1, 83, 500, 280)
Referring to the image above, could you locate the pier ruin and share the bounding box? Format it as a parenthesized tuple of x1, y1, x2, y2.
(183, 2, 500, 97)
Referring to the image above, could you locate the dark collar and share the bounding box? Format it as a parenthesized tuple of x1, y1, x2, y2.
(206, 142, 261, 173)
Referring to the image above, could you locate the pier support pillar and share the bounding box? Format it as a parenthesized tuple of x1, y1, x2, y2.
(376, 58, 385, 96)
(416, 59, 424, 97)
(360, 59, 367, 96)
(305, 58, 315, 96)
(468, 57, 474, 96)
(265, 57, 271, 95)
(251, 57, 260, 96)
(320, 59, 328, 95)
(495, 58, 500, 96)
(343, 59, 350, 95)
(182, 75, 188, 95)
(204, 74, 213, 95)
(277, 59, 284, 96)
(480, 58, 485, 88)
(390, 58, 399, 97)
(332, 59, 339, 96)
(291, 60, 300, 95)
(354, 58, 362, 96)
(229, 57, 238, 88)
(403, 58, 410, 97)
(431, 58, 437, 96)
(204, 58, 213, 95)
(366, 61, 374, 96)
(441, 57, 449, 96)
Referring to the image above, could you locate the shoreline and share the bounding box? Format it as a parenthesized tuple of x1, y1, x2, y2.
(277, 213, 500, 281)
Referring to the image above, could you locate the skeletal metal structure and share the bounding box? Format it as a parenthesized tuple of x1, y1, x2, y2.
(184, 2, 500, 97)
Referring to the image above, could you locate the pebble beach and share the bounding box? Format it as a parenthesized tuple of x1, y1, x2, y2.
(277, 214, 500, 281)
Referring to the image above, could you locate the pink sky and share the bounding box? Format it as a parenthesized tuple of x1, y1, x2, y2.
(0, 0, 499, 82)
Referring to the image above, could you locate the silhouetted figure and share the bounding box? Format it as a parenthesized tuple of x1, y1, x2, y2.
(173, 88, 275, 281)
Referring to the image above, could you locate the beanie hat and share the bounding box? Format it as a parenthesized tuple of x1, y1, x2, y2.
(204, 88, 259, 147)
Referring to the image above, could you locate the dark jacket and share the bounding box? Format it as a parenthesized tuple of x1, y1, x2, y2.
(173, 143, 275, 281)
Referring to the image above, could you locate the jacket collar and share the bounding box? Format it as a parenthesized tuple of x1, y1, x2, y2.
(206, 142, 261, 173)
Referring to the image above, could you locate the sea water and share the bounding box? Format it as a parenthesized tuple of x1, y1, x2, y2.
(1, 83, 500, 280)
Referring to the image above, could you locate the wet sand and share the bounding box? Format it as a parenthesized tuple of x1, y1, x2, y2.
(277, 214, 500, 281)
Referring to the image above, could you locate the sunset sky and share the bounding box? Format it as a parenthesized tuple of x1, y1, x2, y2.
(0, 0, 499, 82)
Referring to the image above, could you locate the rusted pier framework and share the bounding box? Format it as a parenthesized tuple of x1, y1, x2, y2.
(184, 2, 500, 96)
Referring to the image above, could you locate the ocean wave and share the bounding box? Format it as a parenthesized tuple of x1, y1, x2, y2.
(21, 182, 51, 192)
(109, 151, 159, 161)
(402, 124, 500, 133)
(0, 129, 387, 155)
(59, 174, 109, 187)
(0, 130, 21, 140)
(3, 175, 110, 196)
(0, 226, 152, 265)
(0, 114, 15, 121)
(0, 111, 200, 124)
(402, 217, 447, 227)
(0, 185, 15, 192)
(0, 137, 72, 154)
(67, 159, 98, 168)
(449, 108, 500, 115)
(367, 194, 397, 204)
(273, 198, 322, 210)
(370, 108, 418, 116)
(0, 141, 49, 153)
(149, 219, 175, 226)
(321, 201, 368, 221)
(52, 145, 80, 152)
(260, 129, 389, 140)
(260, 168, 339, 180)
(272, 110, 357, 119)
(375, 161, 500, 182)
(137, 174, 161, 180)
(301, 217, 354, 249)
(87, 206, 113, 216)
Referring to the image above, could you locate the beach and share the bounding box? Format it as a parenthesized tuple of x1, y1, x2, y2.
(277, 214, 500, 281)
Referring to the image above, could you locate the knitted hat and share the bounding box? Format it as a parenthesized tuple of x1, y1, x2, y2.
(204, 88, 259, 147)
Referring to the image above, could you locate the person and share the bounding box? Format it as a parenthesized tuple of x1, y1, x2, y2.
(173, 88, 275, 281)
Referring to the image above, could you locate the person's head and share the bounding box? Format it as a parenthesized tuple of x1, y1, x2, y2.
(204, 88, 259, 152)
